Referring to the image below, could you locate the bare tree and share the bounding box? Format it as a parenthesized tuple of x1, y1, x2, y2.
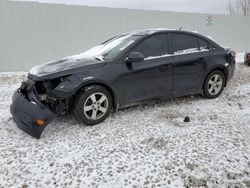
(228, 0, 234, 15)
(228, 0, 250, 16)
(239, 0, 250, 15)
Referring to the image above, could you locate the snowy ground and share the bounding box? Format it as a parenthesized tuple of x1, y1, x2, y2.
(0, 55, 250, 188)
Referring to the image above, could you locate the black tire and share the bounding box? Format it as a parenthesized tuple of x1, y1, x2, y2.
(73, 85, 113, 125)
(203, 70, 225, 99)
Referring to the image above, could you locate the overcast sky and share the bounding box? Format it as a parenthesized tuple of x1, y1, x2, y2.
(14, 0, 230, 14)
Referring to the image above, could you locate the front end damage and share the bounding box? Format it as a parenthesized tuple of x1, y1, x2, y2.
(10, 76, 74, 139)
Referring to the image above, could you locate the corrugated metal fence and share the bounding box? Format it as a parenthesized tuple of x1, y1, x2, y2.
(1, 0, 250, 71)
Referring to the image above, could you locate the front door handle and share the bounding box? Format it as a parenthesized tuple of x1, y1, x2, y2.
(159, 64, 172, 71)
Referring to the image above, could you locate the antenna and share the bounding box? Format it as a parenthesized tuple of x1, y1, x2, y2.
(179, 26, 182, 31)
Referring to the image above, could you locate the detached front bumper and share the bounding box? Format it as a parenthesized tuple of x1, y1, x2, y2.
(10, 90, 55, 139)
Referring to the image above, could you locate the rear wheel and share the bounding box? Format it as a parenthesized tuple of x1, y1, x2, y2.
(74, 85, 113, 125)
(203, 70, 225, 99)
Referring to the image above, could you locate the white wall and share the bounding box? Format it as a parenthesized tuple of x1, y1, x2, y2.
(1, 0, 250, 71)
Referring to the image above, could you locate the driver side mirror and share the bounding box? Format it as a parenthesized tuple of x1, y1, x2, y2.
(126, 52, 144, 63)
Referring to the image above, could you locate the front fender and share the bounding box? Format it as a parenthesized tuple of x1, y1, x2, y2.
(53, 74, 112, 94)
(53, 74, 84, 95)
(52, 74, 119, 109)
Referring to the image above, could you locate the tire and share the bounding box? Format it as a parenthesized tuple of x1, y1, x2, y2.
(203, 70, 225, 99)
(73, 85, 113, 125)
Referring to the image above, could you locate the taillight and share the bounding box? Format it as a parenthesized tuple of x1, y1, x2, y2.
(247, 54, 250, 61)
(230, 51, 236, 62)
(231, 51, 236, 59)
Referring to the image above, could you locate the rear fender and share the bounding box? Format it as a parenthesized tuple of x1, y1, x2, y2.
(203, 65, 228, 87)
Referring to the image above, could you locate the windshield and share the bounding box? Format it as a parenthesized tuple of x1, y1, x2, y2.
(81, 34, 142, 60)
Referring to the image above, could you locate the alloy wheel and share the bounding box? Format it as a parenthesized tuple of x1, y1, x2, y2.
(207, 74, 223, 96)
(83, 92, 108, 120)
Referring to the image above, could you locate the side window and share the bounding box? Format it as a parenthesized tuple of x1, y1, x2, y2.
(133, 34, 168, 60)
(172, 34, 199, 55)
(199, 39, 209, 50)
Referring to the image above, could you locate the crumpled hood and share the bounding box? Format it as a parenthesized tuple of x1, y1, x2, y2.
(29, 54, 105, 80)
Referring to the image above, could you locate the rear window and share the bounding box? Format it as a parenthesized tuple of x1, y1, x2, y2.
(172, 34, 199, 55)
(199, 39, 209, 50)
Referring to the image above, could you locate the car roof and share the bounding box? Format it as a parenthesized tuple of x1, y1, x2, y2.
(124, 28, 202, 35)
(123, 28, 221, 48)
(123, 28, 173, 36)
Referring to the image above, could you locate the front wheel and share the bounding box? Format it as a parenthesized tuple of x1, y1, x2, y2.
(203, 70, 225, 99)
(74, 85, 113, 125)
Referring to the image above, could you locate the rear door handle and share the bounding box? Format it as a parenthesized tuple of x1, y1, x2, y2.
(159, 64, 172, 71)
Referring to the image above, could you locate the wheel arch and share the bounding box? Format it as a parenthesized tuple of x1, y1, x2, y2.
(203, 66, 228, 88)
(72, 81, 118, 111)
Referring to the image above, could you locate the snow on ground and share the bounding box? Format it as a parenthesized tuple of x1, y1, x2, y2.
(0, 56, 250, 188)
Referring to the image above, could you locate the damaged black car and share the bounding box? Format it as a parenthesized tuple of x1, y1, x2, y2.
(10, 29, 236, 138)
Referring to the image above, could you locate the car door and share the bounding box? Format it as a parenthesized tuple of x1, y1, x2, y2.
(170, 33, 209, 94)
(121, 33, 174, 106)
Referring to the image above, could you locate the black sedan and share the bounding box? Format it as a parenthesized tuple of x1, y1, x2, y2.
(10, 29, 236, 138)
